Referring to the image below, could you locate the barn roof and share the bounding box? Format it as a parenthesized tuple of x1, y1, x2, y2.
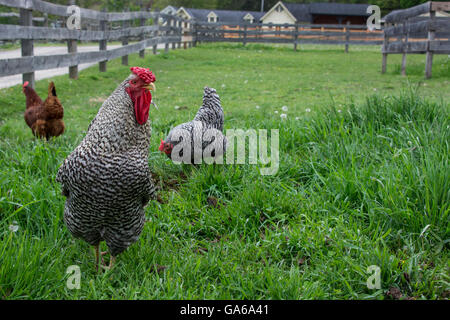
(160, 5, 178, 14)
(182, 8, 265, 23)
(282, 3, 312, 22)
(275, 2, 371, 22)
(182, 8, 210, 21)
(309, 3, 371, 17)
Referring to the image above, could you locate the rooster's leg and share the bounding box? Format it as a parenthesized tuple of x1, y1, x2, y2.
(109, 256, 116, 269)
(94, 244, 100, 272)
(100, 255, 116, 271)
(100, 250, 108, 265)
(94, 245, 111, 272)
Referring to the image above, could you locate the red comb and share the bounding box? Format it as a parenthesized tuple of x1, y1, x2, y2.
(130, 67, 155, 84)
(159, 139, 165, 152)
(23, 81, 29, 88)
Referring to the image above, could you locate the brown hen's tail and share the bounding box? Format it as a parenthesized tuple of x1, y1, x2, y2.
(48, 81, 57, 97)
(43, 82, 64, 120)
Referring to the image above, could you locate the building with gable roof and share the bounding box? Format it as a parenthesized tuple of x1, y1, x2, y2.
(176, 7, 265, 24)
(261, 1, 372, 25)
(160, 5, 178, 16)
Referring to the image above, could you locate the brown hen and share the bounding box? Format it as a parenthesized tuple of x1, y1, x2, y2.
(23, 81, 65, 140)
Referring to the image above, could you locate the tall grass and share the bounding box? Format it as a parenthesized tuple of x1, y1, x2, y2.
(0, 45, 448, 299)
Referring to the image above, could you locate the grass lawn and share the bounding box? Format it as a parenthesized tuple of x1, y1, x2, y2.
(0, 43, 448, 299)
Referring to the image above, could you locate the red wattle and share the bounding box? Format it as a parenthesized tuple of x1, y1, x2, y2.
(126, 88, 152, 125)
(159, 140, 165, 152)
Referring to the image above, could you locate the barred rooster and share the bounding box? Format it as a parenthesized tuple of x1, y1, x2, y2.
(56, 67, 157, 270)
(159, 87, 226, 164)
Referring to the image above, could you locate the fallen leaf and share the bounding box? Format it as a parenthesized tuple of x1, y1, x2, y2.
(150, 264, 167, 274)
(196, 247, 208, 254)
(386, 287, 403, 300)
(207, 196, 226, 209)
(156, 194, 167, 204)
(298, 257, 306, 266)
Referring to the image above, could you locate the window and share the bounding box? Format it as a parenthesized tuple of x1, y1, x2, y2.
(276, 5, 284, 12)
(244, 14, 254, 24)
(208, 12, 218, 23)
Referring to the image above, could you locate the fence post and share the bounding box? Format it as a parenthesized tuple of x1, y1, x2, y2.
(401, 19, 409, 76)
(165, 17, 170, 53)
(43, 13, 48, 28)
(184, 21, 188, 49)
(153, 13, 159, 55)
(20, 8, 34, 88)
(139, 10, 147, 58)
(193, 23, 198, 47)
(345, 21, 350, 53)
(243, 24, 247, 46)
(425, 10, 436, 79)
(67, 0, 78, 79)
(189, 22, 193, 48)
(294, 23, 299, 51)
(382, 22, 389, 74)
(99, 9, 108, 72)
(122, 10, 130, 66)
(177, 20, 182, 49)
(172, 18, 177, 50)
(68, 39, 78, 79)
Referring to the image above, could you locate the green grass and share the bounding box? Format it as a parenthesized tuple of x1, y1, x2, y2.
(0, 43, 448, 300)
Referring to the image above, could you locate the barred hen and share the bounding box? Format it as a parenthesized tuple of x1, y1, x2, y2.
(159, 87, 226, 164)
(23, 81, 65, 140)
(56, 67, 157, 270)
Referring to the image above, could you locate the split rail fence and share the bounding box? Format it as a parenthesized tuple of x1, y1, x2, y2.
(0, 0, 193, 88)
(194, 21, 384, 52)
(5, 1, 446, 84)
(382, 1, 450, 78)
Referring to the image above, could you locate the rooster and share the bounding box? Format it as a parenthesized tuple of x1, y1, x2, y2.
(159, 87, 226, 164)
(23, 81, 65, 140)
(56, 67, 157, 271)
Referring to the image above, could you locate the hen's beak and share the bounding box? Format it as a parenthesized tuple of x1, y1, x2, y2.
(144, 83, 156, 92)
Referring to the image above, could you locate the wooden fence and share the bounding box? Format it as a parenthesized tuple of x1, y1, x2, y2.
(194, 21, 384, 52)
(382, 1, 450, 78)
(0, 0, 194, 88)
(5, 1, 447, 85)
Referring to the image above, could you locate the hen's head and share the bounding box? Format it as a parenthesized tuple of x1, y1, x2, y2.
(159, 139, 173, 157)
(126, 67, 156, 125)
(22, 81, 30, 93)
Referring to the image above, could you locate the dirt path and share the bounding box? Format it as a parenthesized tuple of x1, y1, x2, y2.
(0, 45, 163, 89)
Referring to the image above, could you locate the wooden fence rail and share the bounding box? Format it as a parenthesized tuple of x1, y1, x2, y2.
(5, 0, 446, 85)
(194, 22, 384, 50)
(0, 0, 174, 21)
(382, 1, 450, 78)
(0, 0, 193, 88)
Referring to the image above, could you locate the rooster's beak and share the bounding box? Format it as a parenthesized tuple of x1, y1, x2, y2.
(144, 83, 156, 92)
